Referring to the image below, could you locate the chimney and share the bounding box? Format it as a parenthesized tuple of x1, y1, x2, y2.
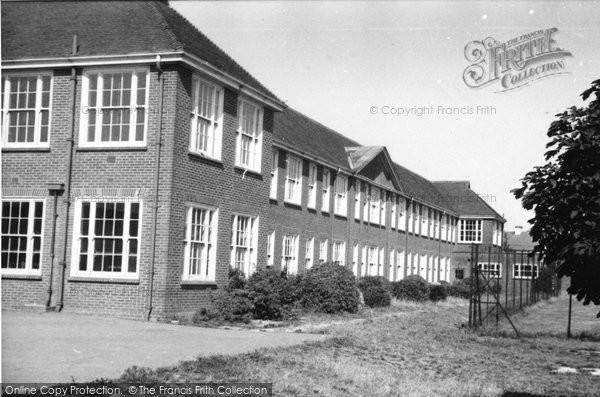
(514, 226, 523, 236)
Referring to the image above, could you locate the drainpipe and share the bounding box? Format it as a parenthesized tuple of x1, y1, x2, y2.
(45, 183, 64, 310)
(146, 55, 165, 321)
(57, 34, 78, 312)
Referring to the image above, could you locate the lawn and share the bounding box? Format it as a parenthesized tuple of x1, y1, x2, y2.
(115, 296, 600, 397)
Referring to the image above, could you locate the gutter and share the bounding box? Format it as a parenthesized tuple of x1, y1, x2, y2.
(146, 55, 165, 321)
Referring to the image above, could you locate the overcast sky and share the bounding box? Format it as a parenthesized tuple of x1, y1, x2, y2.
(171, 1, 600, 230)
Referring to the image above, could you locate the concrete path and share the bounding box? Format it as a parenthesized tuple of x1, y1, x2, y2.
(1, 310, 325, 383)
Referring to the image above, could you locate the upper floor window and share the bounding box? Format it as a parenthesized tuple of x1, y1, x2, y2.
(321, 169, 331, 212)
(80, 69, 148, 147)
(284, 154, 302, 205)
(2, 73, 52, 148)
(369, 186, 381, 224)
(390, 194, 397, 229)
(398, 198, 406, 231)
(270, 149, 278, 200)
(333, 174, 348, 216)
(236, 98, 263, 172)
(183, 205, 217, 281)
(1, 200, 44, 275)
(307, 163, 317, 209)
(71, 199, 141, 279)
(190, 76, 223, 159)
(361, 183, 369, 222)
(380, 190, 386, 226)
(459, 219, 482, 243)
(354, 180, 361, 220)
(231, 214, 258, 276)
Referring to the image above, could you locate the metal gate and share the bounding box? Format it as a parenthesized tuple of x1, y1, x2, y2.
(468, 245, 561, 335)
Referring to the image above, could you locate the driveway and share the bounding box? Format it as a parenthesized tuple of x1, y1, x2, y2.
(1, 310, 325, 383)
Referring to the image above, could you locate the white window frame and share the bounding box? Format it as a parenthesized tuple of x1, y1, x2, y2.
(319, 239, 328, 263)
(2, 72, 53, 148)
(282, 234, 299, 274)
(388, 249, 396, 281)
(284, 154, 303, 205)
(367, 246, 378, 276)
(321, 169, 331, 213)
(380, 190, 386, 226)
(478, 262, 502, 278)
(182, 204, 218, 282)
(1, 199, 45, 275)
(333, 174, 348, 217)
(305, 237, 314, 270)
(189, 75, 223, 159)
(230, 214, 258, 276)
(332, 241, 346, 266)
(307, 163, 317, 209)
(267, 231, 275, 267)
(369, 186, 381, 225)
(362, 183, 369, 222)
(270, 149, 278, 200)
(352, 244, 359, 276)
(397, 250, 405, 281)
(71, 198, 142, 279)
(235, 98, 263, 172)
(378, 247, 385, 276)
(354, 181, 361, 220)
(79, 68, 149, 148)
(459, 219, 483, 243)
(513, 263, 539, 279)
(390, 194, 397, 229)
(398, 198, 406, 231)
(421, 206, 428, 237)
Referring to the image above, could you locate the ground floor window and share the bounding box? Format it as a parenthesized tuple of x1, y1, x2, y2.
(282, 234, 299, 274)
(72, 199, 141, 279)
(332, 241, 346, 266)
(1, 200, 44, 275)
(183, 205, 217, 281)
(267, 231, 275, 267)
(231, 214, 258, 276)
(305, 237, 314, 270)
(513, 263, 539, 279)
(319, 239, 328, 264)
(455, 268, 464, 280)
(478, 262, 502, 278)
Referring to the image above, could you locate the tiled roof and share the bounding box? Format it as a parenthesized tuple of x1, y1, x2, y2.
(346, 146, 385, 172)
(393, 164, 456, 213)
(432, 181, 505, 221)
(1, 1, 278, 100)
(505, 231, 535, 250)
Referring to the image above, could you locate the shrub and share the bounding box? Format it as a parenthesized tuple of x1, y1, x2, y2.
(358, 276, 391, 307)
(300, 262, 360, 313)
(534, 265, 555, 295)
(246, 268, 292, 320)
(281, 273, 304, 307)
(446, 279, 471, 299)
(390, 275, 430, 302)
(228, 267, 247, 290)
(192, 289, 254, 324)
(429, 284, 447, 302)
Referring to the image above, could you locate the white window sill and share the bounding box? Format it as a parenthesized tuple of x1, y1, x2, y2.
(181, 279, 218, 286)
(2, 273, 42, 280)
(234, 165, 262, 177)
(284, 199, 302, 207)
(188, 151, 222, 164)
(68, 276, 139, 284)
(76, 146, 147, 152)
(2, 145, 50, 152)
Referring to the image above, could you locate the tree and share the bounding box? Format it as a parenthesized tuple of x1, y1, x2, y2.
(513, 79, 600, 318)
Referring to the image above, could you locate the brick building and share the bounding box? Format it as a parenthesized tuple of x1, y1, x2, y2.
(1, 1, 504, 319)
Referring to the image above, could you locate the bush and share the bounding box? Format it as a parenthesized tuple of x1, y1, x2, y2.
(281, 273, 304, 307)
(446, 279, 471, 299)
(358, 276, 391, 307)
(246, 268, 292, 320)
(534, 265, 555, 295)
(228, 267, 247, 290)
(428, 284, 447, 302)
(300, 262, 360, 313)
(390, 275, 430, 302)
(192, 289, 254, 324)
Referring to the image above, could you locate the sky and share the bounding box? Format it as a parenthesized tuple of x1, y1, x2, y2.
(171, 0, 600, 230)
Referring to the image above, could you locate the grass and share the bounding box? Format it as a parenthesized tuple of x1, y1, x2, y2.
(110, 296, 600, 396)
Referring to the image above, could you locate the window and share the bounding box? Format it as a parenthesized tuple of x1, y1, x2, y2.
(236, 99, 263, 172)
(2, 73, 52, 148)
(1, 200, 44, 275)
(307, 163, 317, 209)
(284, 154, 302, 205)
(421, 206, 428, 236)
(398, 198, 406, 231)
(428, 209, 434, 238)
(72, 200, 141, 278)
(367, 246, 378, 276)
(321, 169, 331, 212)
(388, 249, 396, 281)
(408, 202, 414, 233)
(454, 268, 464, 280)
(396, 250, 405, 281)
(354, 180, 361, 220)
(231, 215, 258, 276)
(369, 187, 380, 224)
(267, 231, 275, 267)
(319, 239, 328, 263)
(513, 263, 539, 279)
(497, 223, 503, 246)
(352, 244, 359, 276)
(362, 183, 369, 222)
(459, 219, 482, 243)
(270, 150, 278, 200)
(183, 205, 217, 281)
(390, 195, 397, 229)
(433, 256, 439, 282)
(80, 69, 148, 147)
(189, 76, 223, 159)
(332, 241, 346, 266)
(334, 175, 348, 216)
(414, 204, 420, 234)
(305, 237, 314, 269)
(441, 215, 447, 242)
(420, 253, 427, 279)
(452, 218, 458, 243)
(378, 247, 385, 276)
(282, 235, 299, 274)
(380, 190, 386, 226)
(433, 211, 440, 239)
(478, 262, 501, 278)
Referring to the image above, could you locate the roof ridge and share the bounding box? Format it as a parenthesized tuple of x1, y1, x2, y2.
(147, 1, 183, 51)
